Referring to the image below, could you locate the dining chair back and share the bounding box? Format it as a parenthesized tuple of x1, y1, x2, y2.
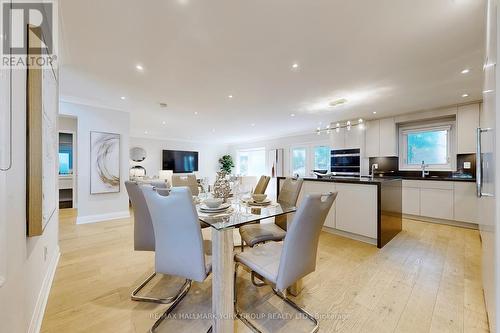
(253, 175, 270, 194)
(171, 174, 199, 196)
(125, 181, 156, 251)
(275, 177, 304, 230)
(275, 192, 337, 291)
(141, 186, 209, 282)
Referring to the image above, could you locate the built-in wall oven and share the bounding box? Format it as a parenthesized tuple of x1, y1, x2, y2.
(330, 149, 361, 176)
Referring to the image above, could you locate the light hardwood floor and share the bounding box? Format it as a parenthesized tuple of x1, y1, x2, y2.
(41, 209, 489, 333)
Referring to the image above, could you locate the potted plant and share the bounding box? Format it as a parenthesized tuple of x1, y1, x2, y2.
(219, 155, 234, 174)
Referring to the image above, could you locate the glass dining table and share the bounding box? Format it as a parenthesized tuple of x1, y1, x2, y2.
(197, 200, 297, 333)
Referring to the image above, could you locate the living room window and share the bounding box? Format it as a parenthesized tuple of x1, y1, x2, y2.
(236, 148, 266, 176)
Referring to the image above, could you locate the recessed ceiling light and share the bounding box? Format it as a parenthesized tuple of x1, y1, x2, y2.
(462, 93, 469, 98)
(162, 121, 166, 125)
(373, 111, 377, 114)
(120, 96, 126, 100)
(135, 64, 144, 71)
(358, 118, 363, 123)
(228, 95, 233, 99)
(194, 111, 198, 115)
(291, 63, 299, 70)
(290, 113, 296, 117)
(329, 98, 348, 107)
(461, 69, 470, 74)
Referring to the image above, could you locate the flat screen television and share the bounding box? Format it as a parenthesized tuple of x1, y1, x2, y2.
(162, 150, 199, 173)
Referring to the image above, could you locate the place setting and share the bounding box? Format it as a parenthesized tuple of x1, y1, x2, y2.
(198, 197, 233, 217)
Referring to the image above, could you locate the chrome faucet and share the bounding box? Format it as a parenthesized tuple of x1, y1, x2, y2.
(421, 161, 429, 178)
(371, 164, 378, 180)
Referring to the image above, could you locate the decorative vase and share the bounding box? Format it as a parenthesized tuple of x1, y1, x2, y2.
(213, 171, 231, 202)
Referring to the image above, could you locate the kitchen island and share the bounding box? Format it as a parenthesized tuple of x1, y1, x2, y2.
(277, 176, 402, 248)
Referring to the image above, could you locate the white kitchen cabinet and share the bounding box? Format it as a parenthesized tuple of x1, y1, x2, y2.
(296, 181, 336, 228)
(329, 128, 345, 150)
(365, 120, 380, 157)
(330, 126, 364, 150)
(457, 104, 480, 154)
(420, 188, 454, 220)
(379, 118, 398, 156)
(335, 183, 377, 238)
(344, 127, 364, 149)
(402, 187, 420, 215)
(454, 182, 478, 223)
(364, 117, 397, 157)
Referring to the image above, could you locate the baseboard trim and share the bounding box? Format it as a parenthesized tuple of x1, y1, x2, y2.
(403, 214, 479, 229)
(322, 226, 377, 246)
(76, 211, 130, 224)
(28, 247, 60, 333)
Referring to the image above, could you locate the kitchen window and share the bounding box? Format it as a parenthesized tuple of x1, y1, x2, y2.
(236, 148, 266, 176)
(399, 122, 455, 171)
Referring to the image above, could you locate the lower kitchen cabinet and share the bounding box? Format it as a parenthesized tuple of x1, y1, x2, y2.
(335, 183, 377, 238)
(454, 182, 478, 223)
(402, 187, 420, 216)
(420, 188, 454, 220)
(402, 180, 478, 224)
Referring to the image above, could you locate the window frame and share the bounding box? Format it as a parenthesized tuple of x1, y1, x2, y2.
(290, 145, 309, 177)
(236, 147, 266, 176)
(398, 121, 456, 171)
(289, 142, 332, 177)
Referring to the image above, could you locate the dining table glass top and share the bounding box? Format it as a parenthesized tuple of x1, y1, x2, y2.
(197, 200, 297, 230)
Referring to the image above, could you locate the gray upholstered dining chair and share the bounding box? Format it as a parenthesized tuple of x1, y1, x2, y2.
(239, 177, 303, 252)
(234, 192, 337, 333)
(126, 180, 183, 303)
(253, 175, 271, 194)
(141, 186, 212, 332)
(171, 174, 200, 196)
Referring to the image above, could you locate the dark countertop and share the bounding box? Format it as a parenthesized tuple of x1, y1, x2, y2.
(278, 176, 476, 184)
(396, 176, 476, 182)
(278, 176, 401, 185)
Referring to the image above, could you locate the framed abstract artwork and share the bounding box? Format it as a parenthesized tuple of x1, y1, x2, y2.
(27, 26, 58, 237)
(90, 131, 121, 194)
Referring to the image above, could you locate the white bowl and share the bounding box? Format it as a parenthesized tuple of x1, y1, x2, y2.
(252, 194, 267, 203)
(204, 198, 224, 208)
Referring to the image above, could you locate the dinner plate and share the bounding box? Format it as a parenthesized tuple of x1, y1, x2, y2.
(199, 203, 231, 212)
(247, 199, 272, 206)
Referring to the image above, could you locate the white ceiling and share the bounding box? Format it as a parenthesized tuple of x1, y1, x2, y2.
(59, 0, 486, 144)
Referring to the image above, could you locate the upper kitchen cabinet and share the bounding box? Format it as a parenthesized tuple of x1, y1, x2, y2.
(330, 127, 364, 150)
(364, 117, 397, 157)
(345, 127, 364, 149)
(457, 104, 480, 154)
(330, 128, 345, 149)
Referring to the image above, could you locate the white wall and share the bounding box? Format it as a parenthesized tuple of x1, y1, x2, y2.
(130, 136, 229, 183)
(0, 67, 60, 332)
(60, 102, 130, 224)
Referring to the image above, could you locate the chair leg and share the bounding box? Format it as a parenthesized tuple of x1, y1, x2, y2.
(250, 271, 267, 287)
(149, 279, 192, 332)
(235, 268, 319, 333)
(241, 240, 245, 252)
(131, 272, 190, 304)
(272, 289, 319, 333)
